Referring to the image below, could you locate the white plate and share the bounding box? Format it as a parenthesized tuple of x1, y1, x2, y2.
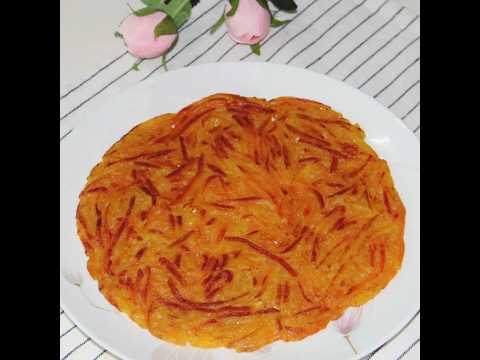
(60, 62, 419, 360)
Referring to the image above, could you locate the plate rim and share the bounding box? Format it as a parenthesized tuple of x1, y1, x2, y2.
(60, 61, 420, 360)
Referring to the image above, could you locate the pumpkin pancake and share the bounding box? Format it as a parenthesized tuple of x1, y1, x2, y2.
(76, 93, 405, 352)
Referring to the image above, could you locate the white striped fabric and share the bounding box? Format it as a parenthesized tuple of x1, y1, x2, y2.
(60, 0, 420, 358)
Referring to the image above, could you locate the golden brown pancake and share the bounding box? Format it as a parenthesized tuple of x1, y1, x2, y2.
(76, 94, 405, 351)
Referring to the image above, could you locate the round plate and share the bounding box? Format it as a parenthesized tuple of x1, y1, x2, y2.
(60, 62, 419, 360)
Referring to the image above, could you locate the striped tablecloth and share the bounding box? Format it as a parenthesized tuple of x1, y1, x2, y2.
(60, 0, 420, 358)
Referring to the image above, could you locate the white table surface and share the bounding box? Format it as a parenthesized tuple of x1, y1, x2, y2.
(60, 1, 420, 359)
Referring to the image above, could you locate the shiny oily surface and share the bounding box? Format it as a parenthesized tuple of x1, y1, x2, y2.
(76, 93, 405, 352)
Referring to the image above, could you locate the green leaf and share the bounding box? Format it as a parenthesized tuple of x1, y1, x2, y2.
(154, 15, 178, 37)
(256, 0, 270, 11)
(250, 43, 261, 56)
(133, 6, 160, 16)
(154, 0, 193, 28)
(226, 0, 239, 17)
(141, 0, 161, 6)
(132, 0, 193, 28)
(161, 54, 169, 72)
(114, 31, 123, 38)
(269, 0, 297, 12)
(210, 13, 225, 34)
(170, 1, 192, 28)
(271, 17, 290, 27)
(132, 62, 140, 71)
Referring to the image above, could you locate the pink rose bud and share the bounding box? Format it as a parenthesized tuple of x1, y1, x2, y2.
(225, 0, 271, 45)
(334, 307, 363, 335)
(119, 12, 177, 59)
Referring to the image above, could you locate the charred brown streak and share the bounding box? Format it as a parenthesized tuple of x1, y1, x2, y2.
(330, 156, 338, 173)
(283, 282, 290, 303)
(211, 258, 220, 272)
(205, 218, 216, 226)
(298, 137, 350, 159)
(264, 152, 272, 173)
(167, 278, 248, 309)
(328, 186, 354, 198)
(347, 155, 372, 177)
(282, 145, 291, 168)
(380, 243, 386, 271)
(133, 161, 162, 169)
(85, 186, 107, 194)
(135, 247, 147, 260)
(213, 137, 228, 159)
(324, 205, 346, 218)
(264, 134, 281, 160)
(226, 196, 263, 203)
(207, 163, 227, 177)
(298, 113, 351, 128)
(255, 277, 268, 298)
(95, 203, 102, 241)
(169, 230, 195, 248)
(254, 148, 260, 165)
(216, 228, 227, 243)
(133, 169, 160, 204)
(203, 175, 221, 191)
(209, 202, 235, 210)
(369, 243, 376, 267)
(276, 317, 283, 331)
(204, 270, 233, 299)
(281, 226, 308, 253)
(340, 142, 359, 156)
(276, 283, 283, 305)
(298, 281, 313, 303)
(217, 134, 234, 151)
(140, 178, 159, 205)
(169, 214, 176, 230)
(159, 257, 185, 285)
(311, 236, 319, 263)
(201, 254, 209, 270)
(299, 156, 320, 164)
(232, 114, 254, 130)
(383, 189, 393, 215)
(228, 102, 274, 115)
(329, 217, 357, 232)
(220, 254, 229, 268)
(179, 137, 189, 160)
(112, 196, 136, 245)
(258, 118, 272, 134)
(311, 189, 325, 208)
(316, 237, 350, 269)
(174, 254, 182, 268)
(171, 155, 204, 205)
(166, 159, 196, 179)
(141, 266, 151, 302)
(285, 123, 330, 147)
(225, 236, 298, 276)
(156, 108, 215, 143)
(301, 123, 328, 140)
(106, 149, 175, 166)
(326, 182, 345, 188)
